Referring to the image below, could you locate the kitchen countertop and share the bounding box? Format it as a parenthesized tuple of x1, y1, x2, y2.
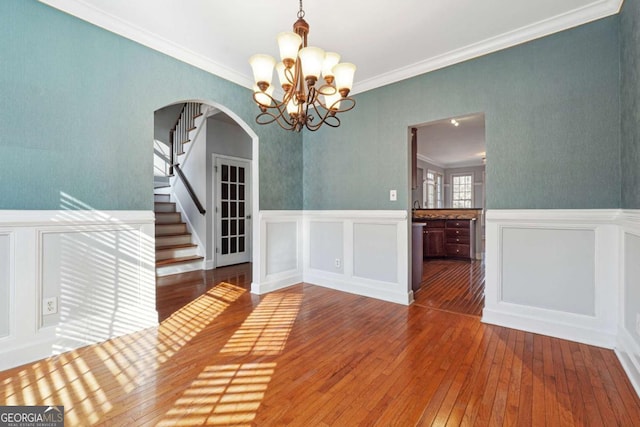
(412, 209, 481, 220)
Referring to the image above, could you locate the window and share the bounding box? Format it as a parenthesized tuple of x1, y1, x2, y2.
(452, 174, 473, 208)
(425, 170, 443, 208)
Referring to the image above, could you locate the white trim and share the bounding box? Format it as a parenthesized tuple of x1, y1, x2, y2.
(483, 304, 616, 348)
(616, 211, 640, 398)
(252, 211, 303, 295)
(251, 210, 411, 305)
(486, 209, 620, 223)
(39, 0, 622, 95)
(0, 231, 15, 342)
(213, 154, 252, 268)
(302, 210, 411, 305)
(450, 172, 475, 208)
(484, 209, 620, 349)
(617, 326, 640, 398)
(0, 210, 157, 371)
(38, 0, 253, 90)
(353, 0, 623, 94)
(417, 154, 445, 169)
(0, 209, 154, 226)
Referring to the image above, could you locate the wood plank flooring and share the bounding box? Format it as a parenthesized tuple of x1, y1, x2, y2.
(414, 259, 485, 317)
(2, 263, 640, 426)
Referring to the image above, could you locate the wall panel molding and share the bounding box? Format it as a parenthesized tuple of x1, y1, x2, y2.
(0, 210, 157, 371)
(618, 210, 640, 398)
(484, 209, 620, 348)
(252, 210, 411, 305)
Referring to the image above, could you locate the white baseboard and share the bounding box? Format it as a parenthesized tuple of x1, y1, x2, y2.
(251, 270, 303, 295)
(483, 304, 616, 348)
(305, 271, 412, 305)
(616, 327, 640, 398)
(0, 209, 158, 372)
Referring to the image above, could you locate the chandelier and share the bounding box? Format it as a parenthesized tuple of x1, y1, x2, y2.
(249, 0, 356, 132)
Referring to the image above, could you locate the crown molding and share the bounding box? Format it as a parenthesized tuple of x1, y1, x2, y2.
(416, 154, 445, 169)
(39, 0, 622, 95)
(352, 0, 623, 94)
(38, 0, 255, 90)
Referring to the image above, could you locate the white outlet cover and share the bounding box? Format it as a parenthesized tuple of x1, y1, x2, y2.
(389, 189, 397, 201)
(43, 297, 57, 315)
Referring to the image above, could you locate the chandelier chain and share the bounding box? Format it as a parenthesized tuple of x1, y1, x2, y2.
(297, 0, 305, 19)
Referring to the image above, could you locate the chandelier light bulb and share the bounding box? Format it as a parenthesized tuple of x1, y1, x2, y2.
(249, 54, 276, 88)
(299, 46, 326, 82)
(253, 84, 274, 107)
(322, 52, 341, 82)
(324, 89, 342, 111)
(277, 32, 302, 66)
(333, 62, 356, 93)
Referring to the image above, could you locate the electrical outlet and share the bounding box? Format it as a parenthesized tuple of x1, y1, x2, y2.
(43, 297, 57, 315)
(389, 189, 397, 201)
(335, 258, 341, 268)
(636, 313, 640, 336)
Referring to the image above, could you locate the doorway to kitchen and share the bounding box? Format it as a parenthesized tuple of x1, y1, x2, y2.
(409, 113, 486, 317)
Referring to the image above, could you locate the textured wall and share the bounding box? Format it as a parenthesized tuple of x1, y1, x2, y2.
(0, 0, 302, 211)
(621, 0, 640, 209)
(303, 17, 620, 210)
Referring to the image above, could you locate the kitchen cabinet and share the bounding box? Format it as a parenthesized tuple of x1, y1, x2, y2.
(420, 218, 475, 260)
(423, 220, 446, 257)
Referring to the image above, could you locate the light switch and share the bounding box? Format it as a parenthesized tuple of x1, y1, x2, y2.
(389, 189, 397, 201)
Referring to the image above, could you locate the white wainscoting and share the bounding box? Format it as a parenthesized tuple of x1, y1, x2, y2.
(252, 211, 303, 294)
(617, 211, 640, 397)
(252, 210, 411, 305)
(484, 209, 620, 349)
(0, 210, 157, 371)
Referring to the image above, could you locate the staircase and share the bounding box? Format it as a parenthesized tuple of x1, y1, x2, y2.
(154, 193, 204, 276)
(153, 102, 208, 277)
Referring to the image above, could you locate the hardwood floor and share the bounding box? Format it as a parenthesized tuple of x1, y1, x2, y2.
(1, 263, 639, 426)
(414, 259, 485, 317)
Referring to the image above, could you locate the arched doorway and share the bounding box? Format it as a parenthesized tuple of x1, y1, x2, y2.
(153, 100, 260, 319)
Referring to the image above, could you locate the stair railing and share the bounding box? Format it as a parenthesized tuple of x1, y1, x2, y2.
(168, 102, 205, 215)
(173, 164, 205, 215)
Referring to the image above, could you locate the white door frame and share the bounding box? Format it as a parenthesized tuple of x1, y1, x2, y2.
(212, 154, 252, 268)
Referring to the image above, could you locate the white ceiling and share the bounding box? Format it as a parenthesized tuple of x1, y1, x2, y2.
(40, 0, 622, 94)
(416, 113, 485, 169)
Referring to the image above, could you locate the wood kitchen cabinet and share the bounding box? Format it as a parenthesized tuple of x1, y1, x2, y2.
(421, 218, 476, 260)
(423, 220, 446, 257)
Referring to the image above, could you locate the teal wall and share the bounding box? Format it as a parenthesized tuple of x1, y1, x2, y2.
(303, 17, 621, 210)
(621, 0, 640, 209)
(0, 0, 302, 211)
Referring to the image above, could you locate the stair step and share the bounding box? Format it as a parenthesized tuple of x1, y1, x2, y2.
(155, 212, 182, 224)
(156, 244, 199, 261)
(156, 255, 204, 267)
(154, 202, 176, 213)
(156, 233, 192, 247)
(154, 194, 170, 203)
(156, 223, 187, 236)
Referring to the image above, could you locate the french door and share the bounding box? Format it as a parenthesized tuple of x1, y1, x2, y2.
(215, 156, 251, 267)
